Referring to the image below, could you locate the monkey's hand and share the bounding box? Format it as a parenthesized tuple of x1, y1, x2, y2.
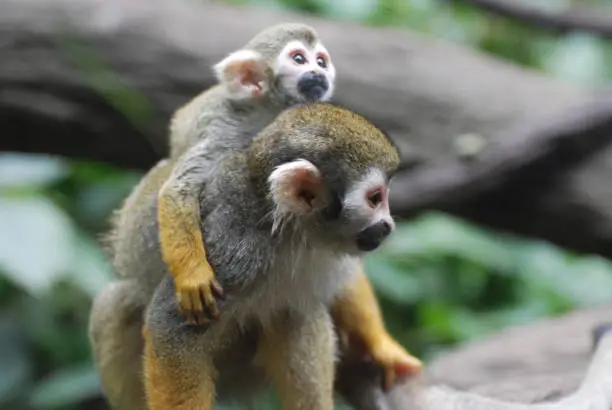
(158, 176, 226, 326)
(173, 259, 225, 326)
(367, 334, 423, 391)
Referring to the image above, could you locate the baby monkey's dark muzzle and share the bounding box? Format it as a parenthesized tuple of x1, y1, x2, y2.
(297, 72, 329, 101)
(356, 221, 392, 252)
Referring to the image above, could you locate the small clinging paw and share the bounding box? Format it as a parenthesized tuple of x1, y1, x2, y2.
(366, 335, 423, 390)
(174, 263, 225, 325)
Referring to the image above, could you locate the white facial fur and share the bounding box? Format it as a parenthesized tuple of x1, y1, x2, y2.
(344, 168, 395, 234)
(273, 40, 336, 102)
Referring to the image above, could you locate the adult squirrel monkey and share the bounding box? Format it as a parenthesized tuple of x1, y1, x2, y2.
(89, 24, 421, 410)
(150, 102, 404, 409)
(158, 22, 421, 388)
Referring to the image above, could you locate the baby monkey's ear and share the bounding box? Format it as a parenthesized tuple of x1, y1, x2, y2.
(268, 159, 327, 216)
(213, 49, 269, 100)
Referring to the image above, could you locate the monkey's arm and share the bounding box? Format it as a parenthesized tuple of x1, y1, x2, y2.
(157, 144, 224, 325)
(331, 267, 423, 390)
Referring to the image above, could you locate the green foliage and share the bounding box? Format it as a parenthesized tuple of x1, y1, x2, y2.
(0, 155, 132, 409)
(365, 212, 612, 359)
(3, 0, 612, 408)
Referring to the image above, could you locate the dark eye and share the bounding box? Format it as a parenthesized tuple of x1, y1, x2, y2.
(292, 53, 307, 64)
(367, 189, 383, 208)
(316, 56, 327, 68)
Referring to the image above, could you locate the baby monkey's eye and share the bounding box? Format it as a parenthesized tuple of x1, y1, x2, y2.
(367, 188, 383, 208)
(291, 52, 307, 65)
(316, 56, 327, 68)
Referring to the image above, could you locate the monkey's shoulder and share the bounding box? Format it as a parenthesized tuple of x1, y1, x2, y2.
(200, 208, 272, 292)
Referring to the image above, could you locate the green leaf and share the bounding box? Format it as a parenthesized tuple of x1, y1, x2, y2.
(315, 0, 378, 20)
(542, 33, 607, 86)
(72, 172, 141, 227)
(382, 213, 516, 274)
(0, 197, 75, 295)
(518, 244, 612, 308)
(0, 317, 32, 405)
(29, 364, 101, 409)
(68, 232, 114, 297)
(365, 253, 424, 305)
(0, 154, 68, 190)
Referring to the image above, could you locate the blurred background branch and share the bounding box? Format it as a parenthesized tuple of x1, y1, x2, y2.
(450, 0, 612, 38)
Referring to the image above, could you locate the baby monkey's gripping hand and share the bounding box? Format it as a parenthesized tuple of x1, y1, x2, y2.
(173, 258, 224, 325)
(157, 184, 225, 325)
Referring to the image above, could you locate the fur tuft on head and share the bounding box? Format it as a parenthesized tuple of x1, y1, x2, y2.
(245, 23, 319, 63)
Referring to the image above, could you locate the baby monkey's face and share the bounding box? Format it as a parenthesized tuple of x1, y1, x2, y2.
(273, 40, 336, 103)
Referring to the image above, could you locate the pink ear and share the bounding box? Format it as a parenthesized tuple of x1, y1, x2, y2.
(268, 159, 324, 216)
(213, 50, 269, 100)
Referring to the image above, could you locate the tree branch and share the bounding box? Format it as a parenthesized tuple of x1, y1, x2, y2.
(391, 94, 612, 215)
(427, 305, 612, 396)
(394, 326, 612, 409)
(389, 94, 612, 258)
(0, 0, 587, 168)
(453, 0, 612, 38)
(337, 311, 612, 409)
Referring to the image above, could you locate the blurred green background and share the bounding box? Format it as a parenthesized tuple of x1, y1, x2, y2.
(2, 0, 612, 409)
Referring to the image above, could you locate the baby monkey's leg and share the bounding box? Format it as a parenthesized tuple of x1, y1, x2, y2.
(255, 308, 336, 410)
(331, 266, 423, 390)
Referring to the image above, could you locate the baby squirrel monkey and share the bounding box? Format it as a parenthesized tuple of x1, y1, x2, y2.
(158, 22, 422, 389)
(146, 102, 405, 409)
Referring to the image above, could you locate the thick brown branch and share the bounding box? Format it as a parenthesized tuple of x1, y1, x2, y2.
(391, 94, 612, 216)
(393, 327, 612, 410)
(0, 0, 586, 168)
(454, 0, 612, 38)
(427, 306, 612, 398)
(338, 313, 612, 409)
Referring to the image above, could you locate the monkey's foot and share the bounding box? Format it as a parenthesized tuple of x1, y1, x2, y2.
(366, 335, 423, 391)
(174, 264, 225, 326)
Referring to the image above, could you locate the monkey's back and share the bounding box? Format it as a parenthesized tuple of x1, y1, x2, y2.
(168, 85, 280, 160)
(169, 85, 224, 158)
